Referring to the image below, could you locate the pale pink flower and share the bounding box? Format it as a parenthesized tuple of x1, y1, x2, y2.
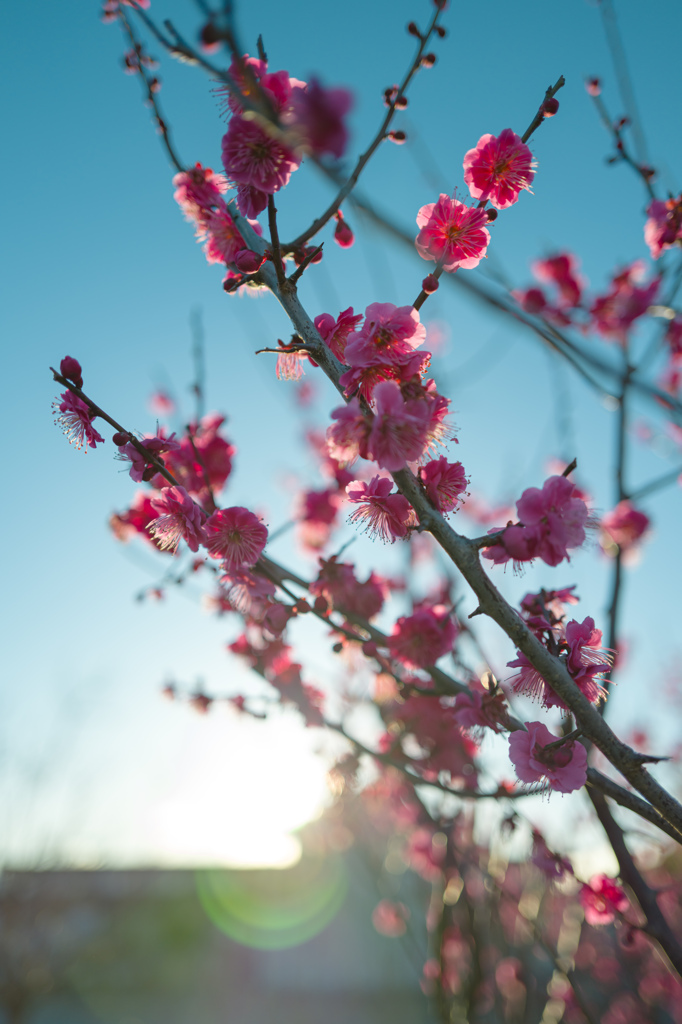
(367, 381, 431, 470)
(600, 500, 651, 553)
(287, 78, 353, 159)
(580, 875, 628, 925)
(415, 194, 490, 271)
(644, 195, 682, 260)
(275, 339, 306, 381)
(53, 392, 105, 451)
(346, 476, 416, 542)
(202, 506, 268, 570)
(372, 900, 410, 937)
(221, 115, 300, 200)
(344, 303, 426, 369)
(314, 306, 363, 361)
(508, 721, 587, 793)
(463, 129, 535, 209)
(388, 605, 457, 669)
(418, 457, 468, 513)
(326, 398, 370, 464)
(148, 486, 205, 553)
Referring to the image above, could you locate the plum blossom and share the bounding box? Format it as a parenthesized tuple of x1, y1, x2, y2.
(644, 194, 682, 260)
(173, 163, 228, 235)
(147, 486, 205, 553)
(419, 457, 468, 513)
(590, 262, 659, 343)
(531, 832, 573, 881)
(221, 116, 300, 213)
(287, 78, 353, 159)
(453, 679, 509, 735)
(163, 414, 235, 503)
(508, 721, 587, 793)
(507, 615, 610, 709)
(367, 381, 431, 470)
(532, 253, 585, 308)
(314, 306, 363, 361)
(580, 875, 628, 925)
(388, 605, 457, 669)
(346, 476, 416, 542)
(415, 194, 490, 271)
(53, 392, 105, 451)
(372, 900, 410, 937)
(344, 303, 426, 369)
(600, 500, 651, 554)
(117, 430, 180, 483)
(463, 129, 535, 209)
(326, 398, 371, 464)
(483, 475, 589, 568)
(202, 506, 268, 570)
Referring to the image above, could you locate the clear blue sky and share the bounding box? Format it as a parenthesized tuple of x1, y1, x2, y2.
(2, 0, 681, 868)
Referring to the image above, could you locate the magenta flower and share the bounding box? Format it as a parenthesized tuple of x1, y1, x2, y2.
(600, 500, 651, 554)
(463, 129, 535, 210)
(287, 78, 353, 159)
(580, 875, 628, 925)
(644, 195, 682, 260)
(344, 303, 426, 369)
(484, 475, 588, 568)
(346, 476, 416, 543)
(148, 486, 205, 553)
(221, 115, 300, 200)
(508, 721, 587, 794)
(532, 253, 585, 308)
(415, 194, 490, 271)
(453, 681, 509, 735)
(590, 261, 660, 344)
(173, 163, 228, 235)
(419, 457, 468, 513)
(202, 506, 268, 570)
(367, 381, 431, 471)
(314, 306, 363, 362)
(117, 431, 180, 483)
(388, 605, 457, 669)
(53, 391, 105, 451)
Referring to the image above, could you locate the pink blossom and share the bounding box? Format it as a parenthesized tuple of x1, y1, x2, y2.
(309, 556, 386, 619)
(148, 486, 205, 553)
(644, 195, 682, 259)
(295, 487, 342, 552)
(163, 414, 235, 503)
(202, 506, 268, 570)
(580, 875, 628, 925)
(314, 307, 363, 361)
(419, 457, 468, 513)
(346, 476, 416, 543)
(531, 832, 573, 881)
(484, 475, 588, 568)
(333, 211, 354, 248)
(415, 194, 490, 271)
(508, 721, 587, 793)
(202, 208, 246, 265)
(339, 362, 407, 403)
(233, 183, 270, 218)
(173, 163, 228, 235)
(221, 115, 300, 200)
(507, 616, 609, 709)
(287, 78, 353, 159)
(463, 129, 535, 209)
(600, 500, 651, 553)
(344, 303, 426, 369)
(275, 339, 307, 381)
(532, 253, 585, 308)
(110, 491, 164, 548)
(372, 900, 410, 937)
(453, 680, 509, 734)
(326, 398, 371, 464)
(53, 391, 105, 451)
(367, 381, 431, 470)
(117, 430, 180, 483)
(590, 262, 659, 343)
(388, 605, 457, 669)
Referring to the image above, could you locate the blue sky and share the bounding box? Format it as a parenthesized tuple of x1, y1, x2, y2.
(2, 0, 681, 868)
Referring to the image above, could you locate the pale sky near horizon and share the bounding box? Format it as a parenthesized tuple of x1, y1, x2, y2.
(2, 0, 682, 871)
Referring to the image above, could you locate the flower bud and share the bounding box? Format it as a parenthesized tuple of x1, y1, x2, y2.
(388, 130, 406, 144)
(60, 356, 83, 388)
(112, 431, 131, 446)
(422, 274, 439, 294)
(435, 25, 447, 37)
(486, 208, 498, 221)
(541, 97, 559, 117)
(394, 95, 408, 110)
(362, 640, 378, 658)
(407, 21, 420, 36)
(332, 641, 344, 654)
(313, 596, 329, 616)
(421, 53, 437, 67)
(334, 212, 355, 248)
(585, 77, 601, 97)
(199, 21, 221, 52)
(234, 248, 265, 273)
(294, 599, 311, 614)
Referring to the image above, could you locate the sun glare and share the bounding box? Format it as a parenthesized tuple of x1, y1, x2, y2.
(153, 711, 330, 868)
